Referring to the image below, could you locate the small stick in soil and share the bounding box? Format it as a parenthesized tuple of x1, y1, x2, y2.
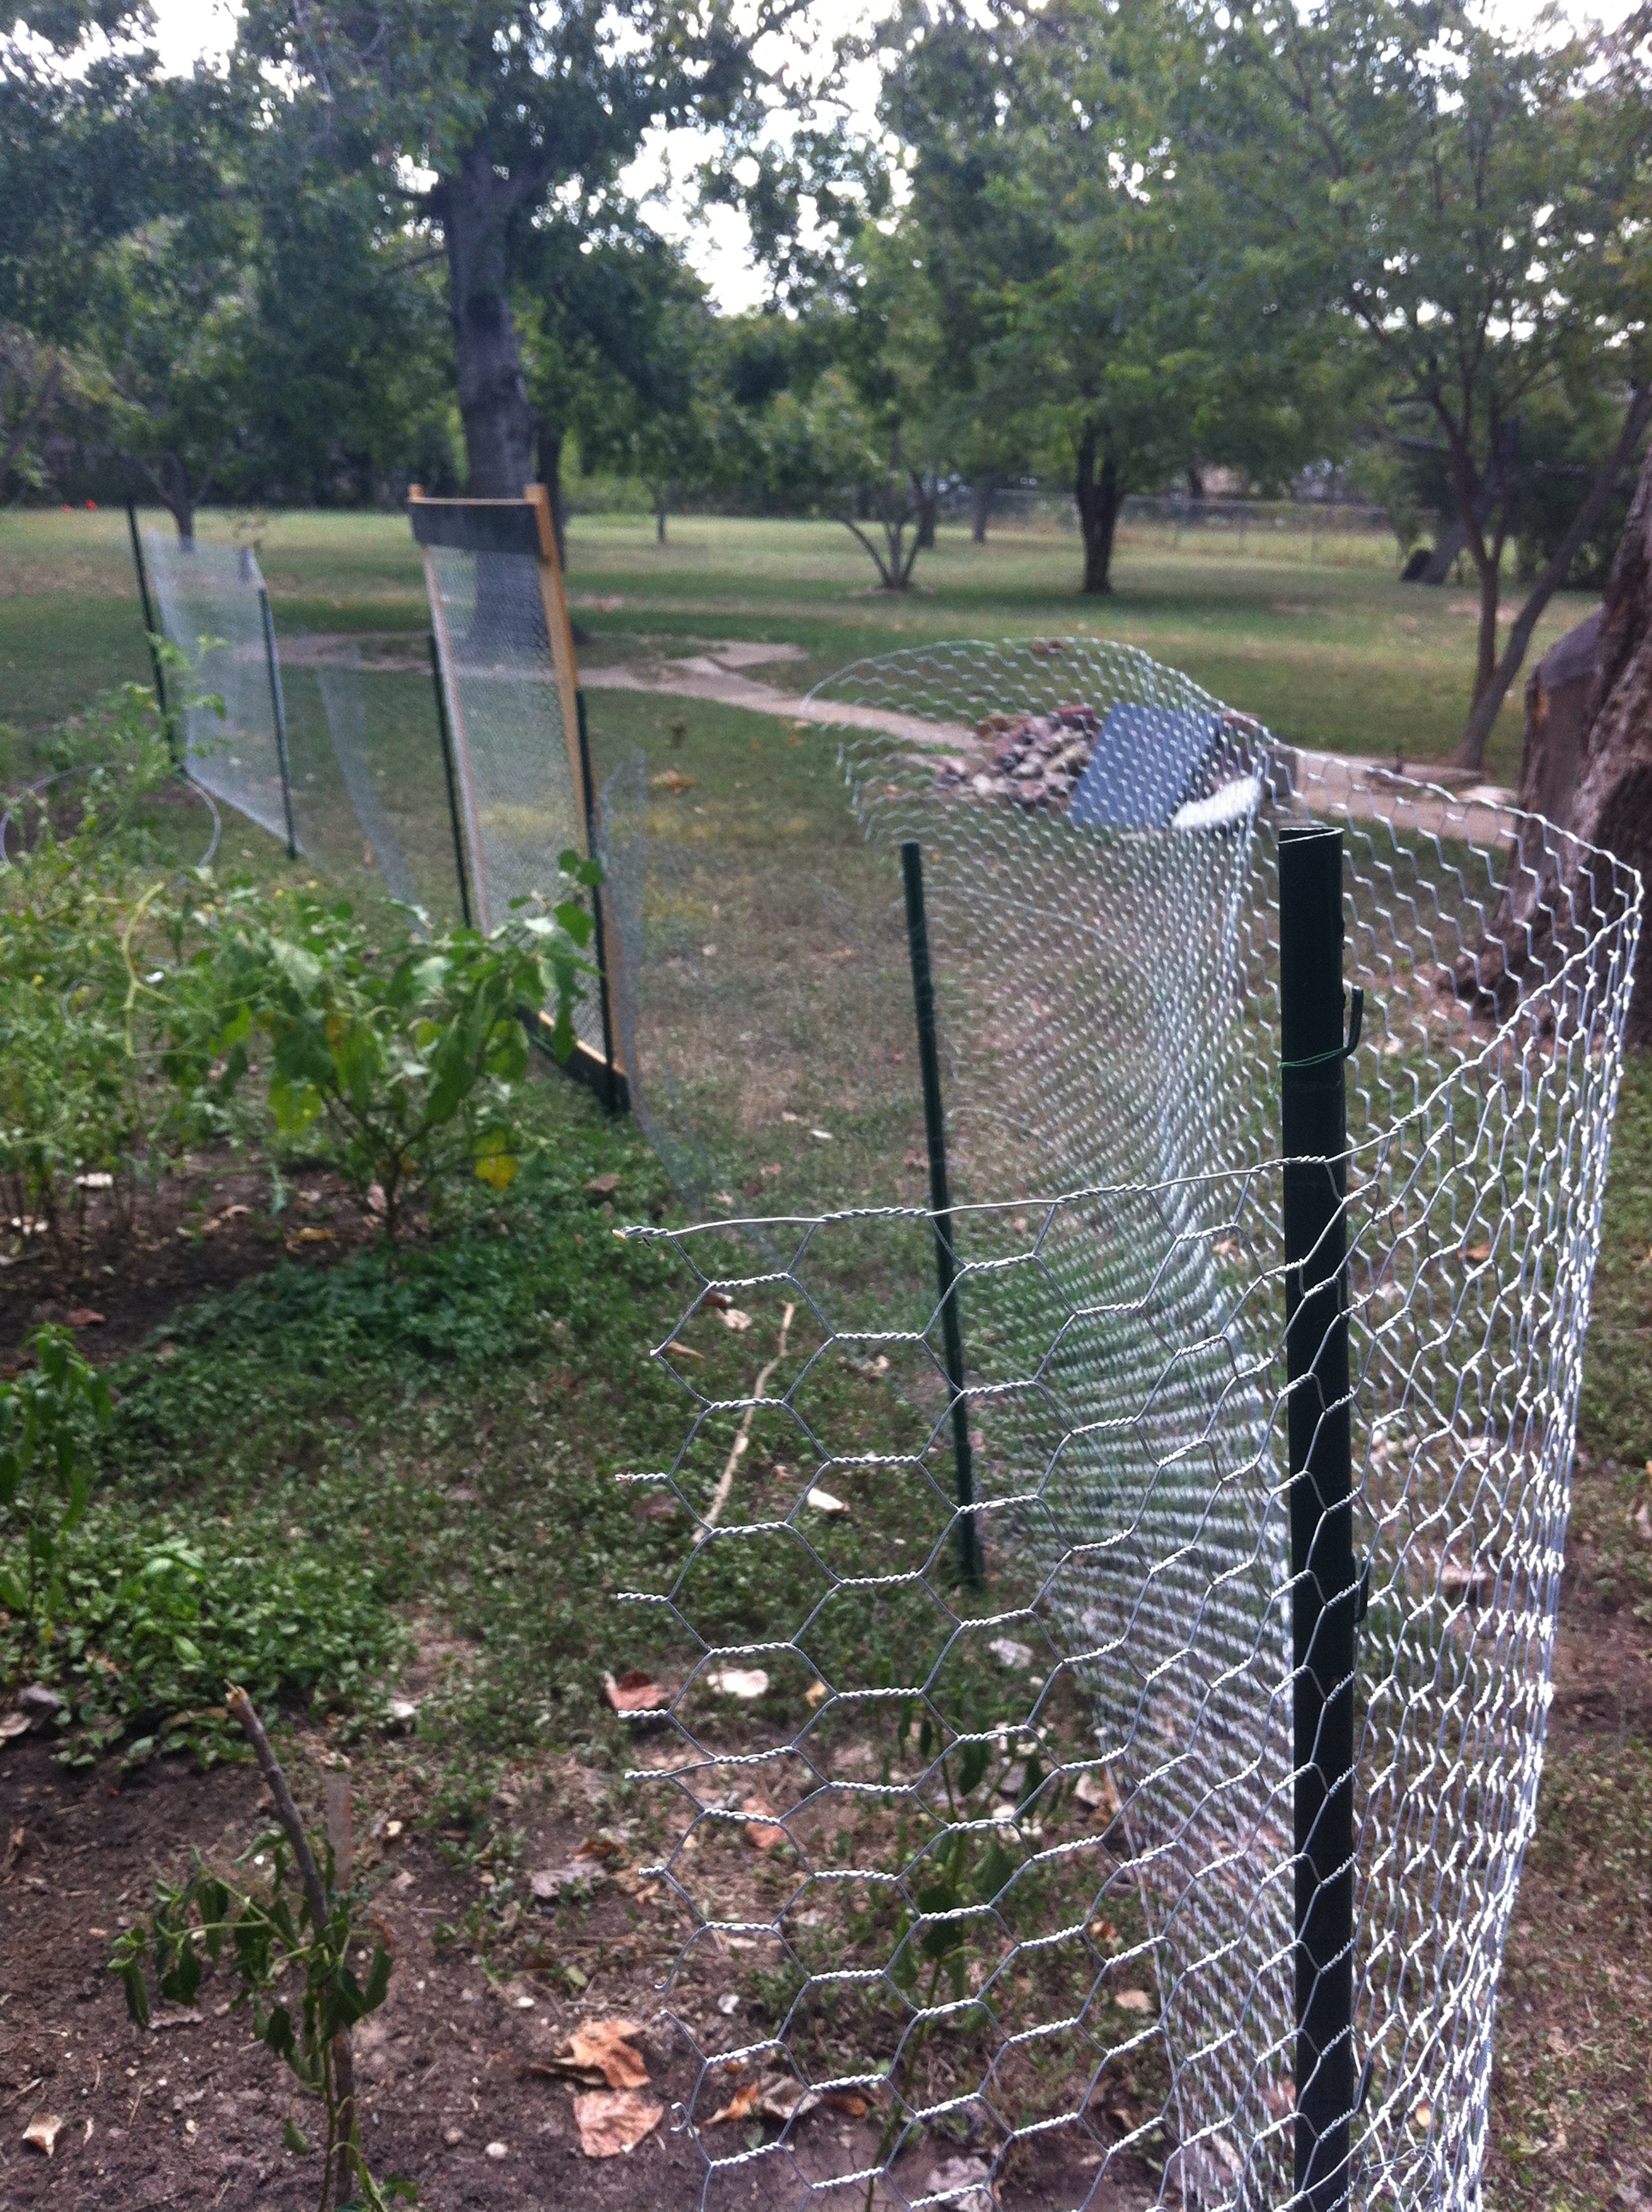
(696, 1301, 796, 1544)
(227, 1684, 358, 2209)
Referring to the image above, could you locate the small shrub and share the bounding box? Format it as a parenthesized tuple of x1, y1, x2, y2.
(113, 1688, 416, 2211)
(0, 1325, 111, 1679)
(208, 868, 600, 1243)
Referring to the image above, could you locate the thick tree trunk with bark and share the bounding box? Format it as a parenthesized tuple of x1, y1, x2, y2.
(441, 149, 537, 500)
(915, 473, 938, 550)
(1075, 424, 1122, 596)
(1454, 387, 1652, 772)
(1453, 444, 1652, 1044)
(971, 480, 995, 544)
(149, 451, 206, 540)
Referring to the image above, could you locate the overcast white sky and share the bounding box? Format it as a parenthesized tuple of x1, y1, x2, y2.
(147, 0, 1643, 311)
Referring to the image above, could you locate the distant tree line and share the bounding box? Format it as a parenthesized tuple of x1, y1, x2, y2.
(2, 0, 1649, 765)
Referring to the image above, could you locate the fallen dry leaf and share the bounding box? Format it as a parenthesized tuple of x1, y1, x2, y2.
(586, 1174, 621, 1197)
(1113, 1988, 1153, 2012)
(804, 1484, 847, 1515)
(804, 1679, 829, 1707)
(718, 1307, 753, 1331)
(285, 1226, 336, 1249)
(603, 1669, 670, 1715)
(541, 2019, 650, 2092)
(1074, 1768, 1122, 1819)
(742, 1797, 787, 1850)
(22, 2113, 62, 2157)
(649, 768, 694, 794)
(0, 1714, 31, 1743)
(706, 1667, 768, 1700)
(64, 1308, 104, 1328)
(1461, 1242, 1492, 1264)
(928, 2153, 996, 2209)
(528, 1845, 613, 1904)
(660, 1339, 705, 1362)
(707, 2072, 820, 2126)
(2, 1826, 23, 1873)
(573, 2088, 662, 2157)
(707, 2081, 763, 2126)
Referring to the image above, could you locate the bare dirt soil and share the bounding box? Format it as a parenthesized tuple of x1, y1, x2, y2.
(1, 1157, 407, 1371)
(0, 1724, 1155, 2212)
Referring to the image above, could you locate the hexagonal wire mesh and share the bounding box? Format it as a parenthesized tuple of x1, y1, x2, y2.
(610, 642, 1640, 2212)
(422, 538, 609, 1064)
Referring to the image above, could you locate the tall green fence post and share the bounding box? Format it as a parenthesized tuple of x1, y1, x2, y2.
(575, 690, 620, 1111)
(428, 635, 473, 928)
(125, 502, 174, 759)
(900, 837, 982, 1588)
(256, 583, 297, 860)
(1278, 821, 1359, 2210)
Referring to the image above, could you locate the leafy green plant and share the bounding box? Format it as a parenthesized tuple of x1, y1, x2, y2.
(15, 1511, 405, 1767)
(212, 868, 600, 1243)
(0, 1325, 111, 1679)
(0, 673, 240, 1261)
(113, 1687, 416, 2212)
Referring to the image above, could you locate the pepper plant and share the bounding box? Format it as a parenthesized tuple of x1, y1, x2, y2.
(0, 1325, 112, 1680)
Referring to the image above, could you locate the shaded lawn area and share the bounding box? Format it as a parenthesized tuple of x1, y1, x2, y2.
(0, 506, 1593, 787)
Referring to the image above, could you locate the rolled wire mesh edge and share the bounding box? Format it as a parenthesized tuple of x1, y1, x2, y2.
(605, 643, 1640, 2212)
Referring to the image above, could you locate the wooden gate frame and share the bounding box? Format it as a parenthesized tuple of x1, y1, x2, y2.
(409, 483, 625, 1111)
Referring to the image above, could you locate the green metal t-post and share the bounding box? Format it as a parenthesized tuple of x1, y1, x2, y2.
(125, 502, 174, 760)
(256, 584, 297, 861)
(900, 838, 982, 1588)
(575, 690, 620, 1113)
(1278, 822, 1358, 2210)
(428, 636, 473, 928)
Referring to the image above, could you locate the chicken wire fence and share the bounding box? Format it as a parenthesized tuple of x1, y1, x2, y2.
(417, 520, 614, 1078)
(602, 640, 1640, 2212)
(137, 527, 473, 925)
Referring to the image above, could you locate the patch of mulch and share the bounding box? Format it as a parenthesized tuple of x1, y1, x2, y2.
(1, 1156, 404, 1369)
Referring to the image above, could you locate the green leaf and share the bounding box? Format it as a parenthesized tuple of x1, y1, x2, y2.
(120, 1959, 150, 2029)
(282, 2116, 310, 2155)
(265, 2005, 298, 2064)
(957, 1741, 990, 1799)
(363, 1941, 393, 2012)
(973, 1839, 1016, 1905)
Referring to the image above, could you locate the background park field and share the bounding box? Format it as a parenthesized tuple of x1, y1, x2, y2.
(0, 504, 1585, 787)
(0, 503, 1647, 2209)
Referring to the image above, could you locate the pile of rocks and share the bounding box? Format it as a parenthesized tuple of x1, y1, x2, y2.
(932, 703, 1108, 812)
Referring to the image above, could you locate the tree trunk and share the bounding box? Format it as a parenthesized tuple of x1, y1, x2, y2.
(971, 480, 994, 544)
(654, 493, 668, 544)
(916, 473, 938, 550)
(1075, 424, 1122, 595)
(537, 415, 568, 568)
(441, 150, 536, 500)
(154, 451, 195, 540)
(1452, 443, 1652, 1044)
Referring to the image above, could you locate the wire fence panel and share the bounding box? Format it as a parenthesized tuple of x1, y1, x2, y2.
(422, 541, 606, 1062)
(610, 642, 1639, 2212)
(143, 532, 294, 848)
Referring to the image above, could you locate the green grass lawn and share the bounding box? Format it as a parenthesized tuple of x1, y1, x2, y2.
(0, 504, 1591, 786)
